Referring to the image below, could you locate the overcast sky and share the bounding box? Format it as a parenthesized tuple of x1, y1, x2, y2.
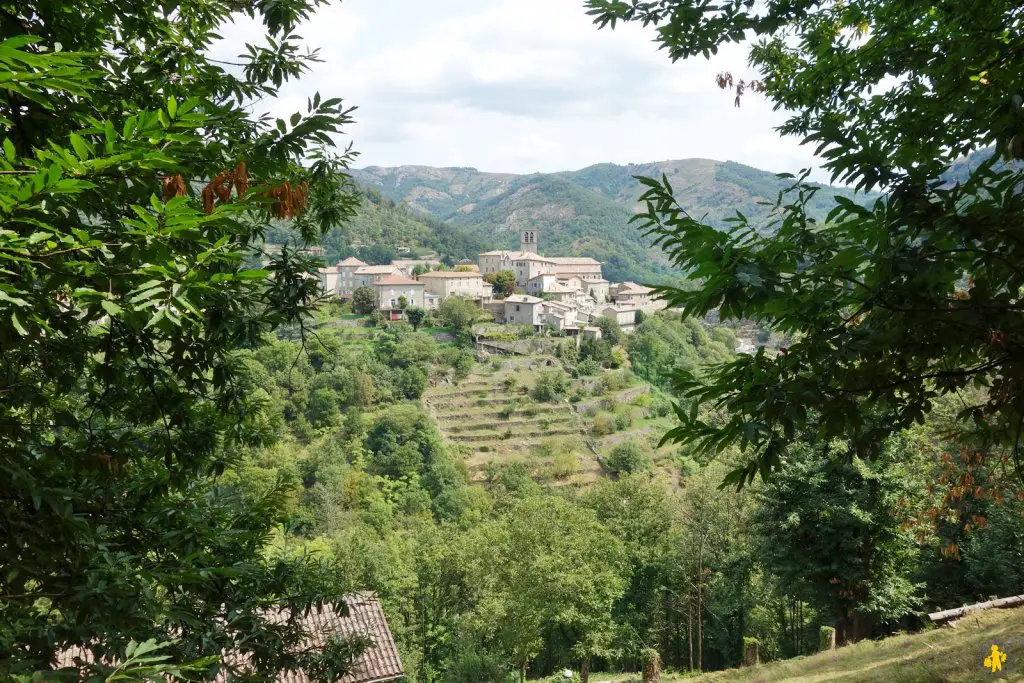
(215, 0, 823, 177)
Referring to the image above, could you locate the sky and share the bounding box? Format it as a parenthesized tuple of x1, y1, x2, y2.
(214, 0, 823, 177)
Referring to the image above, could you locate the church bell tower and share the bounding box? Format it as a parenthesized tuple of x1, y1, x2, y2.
(520, 228, 538, 254)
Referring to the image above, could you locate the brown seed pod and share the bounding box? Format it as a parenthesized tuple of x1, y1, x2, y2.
(162, 174, 187, 200)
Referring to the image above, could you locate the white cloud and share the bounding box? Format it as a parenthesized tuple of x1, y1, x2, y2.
(212, 0, 826, 179)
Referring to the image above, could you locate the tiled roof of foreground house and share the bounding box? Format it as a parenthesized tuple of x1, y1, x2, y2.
(55, 593, 404, 683)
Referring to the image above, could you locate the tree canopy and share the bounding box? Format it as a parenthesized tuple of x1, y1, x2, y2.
(0, 0, 364, 677)
(587, 0, 1024, 485)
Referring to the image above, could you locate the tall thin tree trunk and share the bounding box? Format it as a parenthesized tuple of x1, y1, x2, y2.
(688, 595, 694, 672)
(697, 530, 705, 671)
(581, 656, 590, 683)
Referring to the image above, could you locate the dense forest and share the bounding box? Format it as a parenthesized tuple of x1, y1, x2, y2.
(223, 309, 1024, 681)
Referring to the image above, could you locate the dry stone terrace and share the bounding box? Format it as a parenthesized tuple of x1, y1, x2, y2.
(423, 353, 680, 488)
(424, 356, 602, 486)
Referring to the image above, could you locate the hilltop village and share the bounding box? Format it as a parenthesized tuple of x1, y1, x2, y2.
(317, 228, 666, 334)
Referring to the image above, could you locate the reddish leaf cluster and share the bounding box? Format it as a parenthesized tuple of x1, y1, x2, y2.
(201, 162, 249, 214)
(261, 180, 308, 219)
(161, 163, 307, 218)
(162, 174, 187, 200)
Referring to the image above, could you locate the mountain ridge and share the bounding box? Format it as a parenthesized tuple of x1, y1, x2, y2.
(350, 157, 872, 283)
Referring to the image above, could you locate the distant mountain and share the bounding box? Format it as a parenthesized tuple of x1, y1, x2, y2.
(351, 159, 871, 283)
(941, 147, 1024, 186)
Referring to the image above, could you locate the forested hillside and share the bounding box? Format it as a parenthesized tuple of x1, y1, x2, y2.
(267, 188, 487, 264)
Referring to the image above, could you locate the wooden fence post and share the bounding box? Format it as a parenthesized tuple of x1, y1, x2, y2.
(743, 637, 760, 666)
(819, 626, 836, 652)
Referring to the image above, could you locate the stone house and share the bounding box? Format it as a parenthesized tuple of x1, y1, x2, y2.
(317, 264, 342, 297)
(353, 264, 401, 290)
(612, 281, 665, 314)
(600, 304, 639, 332)
(583, 278, 610, 304)
(540, 300, 579, 332)
(504, 294, 545, 328)
(336, 256, 369, 298)
(416, 270, 493, 301)
(526, 272, 558, 296)
(372, 275, 425, 319)
(317, 256, 372, 299)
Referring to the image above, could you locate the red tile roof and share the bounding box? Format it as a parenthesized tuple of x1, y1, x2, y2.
(54, 593, 404, 683)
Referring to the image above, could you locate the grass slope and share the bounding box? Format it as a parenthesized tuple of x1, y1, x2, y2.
(694, 606, 1024, 683)
(532, 606, 1024, 682)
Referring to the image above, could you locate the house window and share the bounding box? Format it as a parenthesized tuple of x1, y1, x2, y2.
(516, 305, 521, 311)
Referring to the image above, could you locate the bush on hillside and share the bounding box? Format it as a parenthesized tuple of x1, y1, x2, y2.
(533, 371, 570, 402)
(592, 414, 616, 436)
(606, 442, 654, 475)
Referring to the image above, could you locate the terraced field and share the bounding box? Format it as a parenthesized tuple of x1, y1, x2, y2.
(424, 357, 602, 486)
(425, 355, 679, 487)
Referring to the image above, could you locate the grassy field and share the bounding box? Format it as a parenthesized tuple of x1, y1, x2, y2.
(545, 606, 1024, 683)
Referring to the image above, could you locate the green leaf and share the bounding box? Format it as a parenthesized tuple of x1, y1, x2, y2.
(101, 300, 122, 316)
(10, 311, 27, 335)
(69, 133, 89, 161)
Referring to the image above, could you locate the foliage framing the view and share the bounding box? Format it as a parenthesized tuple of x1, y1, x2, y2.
(587, 0, 1024, 486)
(0, 0, 366, 678)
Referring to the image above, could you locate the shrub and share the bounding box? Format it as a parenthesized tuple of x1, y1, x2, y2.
(352, 285, 376, 314)
(633, 393, 652, 407)
(605, 441, 653, 475)
(503, 377, 518, 391)
(550, 452, 578, 479)
(499, 400, 520, 419)
(592, 413, 616, 436)
(532, 371, 570, 402)
(547, 671, 581, 683)
(648, 394, 673, 418)
(576, 358, 602, 376)
(446, 648, 510, 683)
(614, 412, 632, 432)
